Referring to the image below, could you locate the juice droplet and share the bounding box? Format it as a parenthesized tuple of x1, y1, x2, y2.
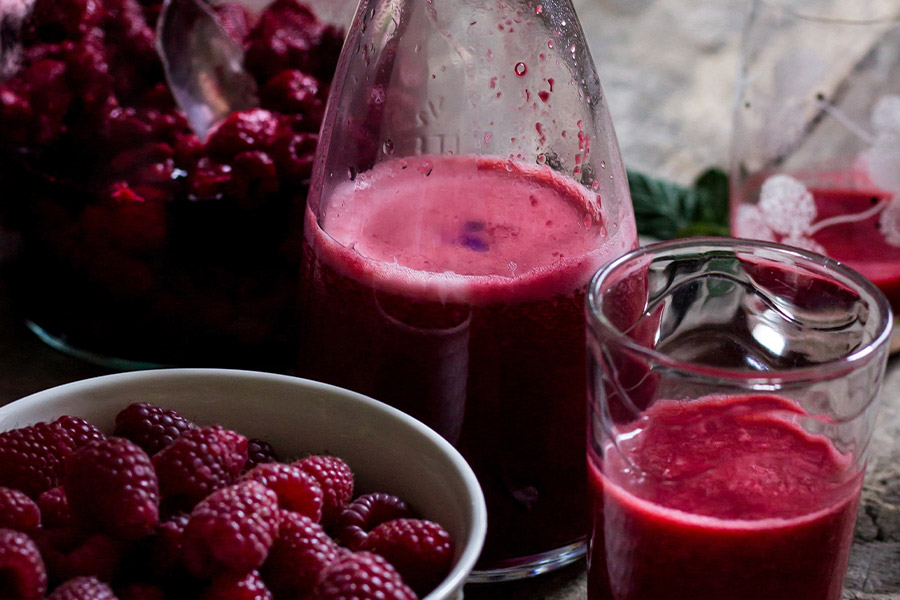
(547, 40, 554, 49)
(490, 76, 498, 89)
(417, 160, 433, 176)
(515, 62, 527, 76)
(592, 180, 600, 191)
(548, 78, 554, 91)
(483, 132, 493, 146)
(569, 44, 576, 54)
(538, 91, 550, 102)
(600, 160, 606, 169)
(535, 4, 542, 14)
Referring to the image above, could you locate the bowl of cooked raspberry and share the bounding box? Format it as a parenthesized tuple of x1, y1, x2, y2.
(0, 0, 355, 372)
(0, 368, 488, 600)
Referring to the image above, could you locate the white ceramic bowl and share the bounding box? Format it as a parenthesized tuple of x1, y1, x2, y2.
(0, 369, 487, 600)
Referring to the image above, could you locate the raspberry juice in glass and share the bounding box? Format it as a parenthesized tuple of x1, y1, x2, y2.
(732, 168, 900, 313)
(586, 238, 892, 600)
(729, 2, 900, 324)
(298, 0, 637, 578)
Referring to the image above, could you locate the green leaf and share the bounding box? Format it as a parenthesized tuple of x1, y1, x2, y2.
(627, 167, 730, 240)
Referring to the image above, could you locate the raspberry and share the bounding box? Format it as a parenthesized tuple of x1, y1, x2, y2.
(0, 528, 48, 600)
(113, 402, 196, 456)
(272, 132, 317, 181)
(333, 493, 411, 550)
(187, 158, 233, 201)
(362, 519, 453, 595)
(153, 426, 248, 510)
(261, 70, 325, 120)
(31, 0, 102, 39)
(205, 109, 280, 160)
(0, 421, 77, 499)
(181, 481, 279, 577)
(0, 487, 41, 532)
(201, 570, 273, 600)
(240, 463, 323, 522)
(261, 510, 340, 598)
(243, 0, 341, 82)
(47, 576, 117, 600)
(142, 512, 190, 578)
(228, 151, 280, 209)
(115, 582, 168, 600)
(64, 437, 160, 540)
(312, 551, 417, 600)
(35, 531, 126, 583)
(245, 439, 279, 471)
(38, 487, 73, 529)
(51, 416, 106, 449)
(293, 455, 354, 525)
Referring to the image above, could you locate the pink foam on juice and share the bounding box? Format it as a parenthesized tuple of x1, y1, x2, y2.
(301, 154, 636, 564)
(315, 154, 628, 303)
(588, 394, 862, 600)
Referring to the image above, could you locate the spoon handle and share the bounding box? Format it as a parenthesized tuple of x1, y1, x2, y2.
(156, 0, 259, 141)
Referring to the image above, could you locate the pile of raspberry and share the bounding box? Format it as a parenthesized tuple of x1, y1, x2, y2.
(0, 0, 344, 368)
(0, 0, 340, 211)
(0, 403, 454, 600)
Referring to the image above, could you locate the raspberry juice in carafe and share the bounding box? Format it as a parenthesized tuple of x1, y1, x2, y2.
(301, 154, 636, 567)
(298, 0, 638, 576)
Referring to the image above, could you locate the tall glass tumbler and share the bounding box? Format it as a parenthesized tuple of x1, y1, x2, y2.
(299, 0, 637, 579)
(586, 238, 892, 600)
(730, 0, 900, 322)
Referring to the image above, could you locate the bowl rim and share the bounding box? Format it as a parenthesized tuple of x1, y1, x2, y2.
(0, 368, 488, 600)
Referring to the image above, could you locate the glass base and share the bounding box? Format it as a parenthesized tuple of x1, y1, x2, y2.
(467, 539, 585, 583)
(26, 320, 169, 371)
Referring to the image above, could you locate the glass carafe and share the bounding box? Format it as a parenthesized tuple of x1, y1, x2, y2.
(299, 0, 637, 579)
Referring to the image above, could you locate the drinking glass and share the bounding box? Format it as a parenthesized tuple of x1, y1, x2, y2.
(730, 0, 900, 330)
(586, 238, 892, 600)
(298, 0, 637, 579)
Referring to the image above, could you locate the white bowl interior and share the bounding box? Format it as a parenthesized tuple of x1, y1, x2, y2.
(0, 369, 487, 600)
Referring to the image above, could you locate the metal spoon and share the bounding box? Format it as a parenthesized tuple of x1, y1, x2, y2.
(156, 0, 259, 141)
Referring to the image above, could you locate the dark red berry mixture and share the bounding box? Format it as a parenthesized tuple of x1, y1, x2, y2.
(0, 403, 455, 599)
(0, 0, 344, 371)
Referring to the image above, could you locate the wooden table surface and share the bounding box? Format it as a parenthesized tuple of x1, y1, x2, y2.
(0, 0, 897, 598)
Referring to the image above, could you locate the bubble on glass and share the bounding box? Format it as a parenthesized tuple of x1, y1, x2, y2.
(515, 62, 527, 76)
(348, 167, 358, 180)
(600, 160, 606, 169)
(382, 139, 394, 155)
(417, 160, 433, 176)
(484, 132, 493, 146)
